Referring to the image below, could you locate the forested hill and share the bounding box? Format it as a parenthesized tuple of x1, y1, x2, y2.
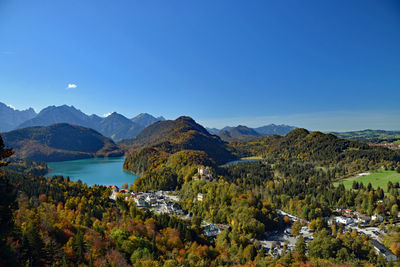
(1, 123, 123, 162)
(122, 116, 236, 191)
(231, 128, 400, 164)
(121, 116, 236, 165)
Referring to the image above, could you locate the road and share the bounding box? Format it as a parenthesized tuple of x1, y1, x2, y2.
(277, 209, 397, 261)
(345, 224, 397, 261)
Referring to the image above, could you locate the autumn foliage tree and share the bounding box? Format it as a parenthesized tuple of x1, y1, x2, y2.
(0, 136, 16, 265)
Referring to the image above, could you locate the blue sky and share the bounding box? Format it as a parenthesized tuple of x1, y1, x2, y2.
(1, 0, 399, 131)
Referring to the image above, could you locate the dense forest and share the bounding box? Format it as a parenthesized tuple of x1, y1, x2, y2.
(127, 149, 215, 191)
(3, 126, 400, 266)
(229, 129, 400, 178)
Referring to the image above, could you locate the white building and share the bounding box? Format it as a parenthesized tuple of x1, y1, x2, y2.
(372, 214, 384, 222)
(204, 224, 220, 237)
(134, 197, 147, 207)
(335, 216, 353, 225)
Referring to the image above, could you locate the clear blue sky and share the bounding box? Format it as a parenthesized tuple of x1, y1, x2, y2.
(1, 0, 399, 131)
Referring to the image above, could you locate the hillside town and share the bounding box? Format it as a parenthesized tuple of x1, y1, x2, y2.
(108, 185, 397, 260)
(108, 185, 231, 238)
(109, 185, 184, 215)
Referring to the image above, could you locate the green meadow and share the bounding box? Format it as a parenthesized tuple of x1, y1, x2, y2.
(333, 170, 400, 191)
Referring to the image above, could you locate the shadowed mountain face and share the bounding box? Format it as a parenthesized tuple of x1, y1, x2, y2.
(13, 105, 164, 141)
(1, 123, 122, 162)
(218, 125, 261, 141)
(0, 102, 37, 132)
(205, 127, 220, 135)
(17, 105, 101, 129)
(132, 113, 165, 127)
(96, 112, 141, 141)
(122, 116, 236, 165)
(253, 124, 297, 136)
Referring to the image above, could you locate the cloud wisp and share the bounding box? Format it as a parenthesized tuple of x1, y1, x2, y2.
(67, 83, 77, 89)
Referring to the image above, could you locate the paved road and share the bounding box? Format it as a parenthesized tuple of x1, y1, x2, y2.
(346, 225, 396, 261)
(277, 209, 397, 261)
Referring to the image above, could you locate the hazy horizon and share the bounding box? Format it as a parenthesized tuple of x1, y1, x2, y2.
(2, 101, 400, 132)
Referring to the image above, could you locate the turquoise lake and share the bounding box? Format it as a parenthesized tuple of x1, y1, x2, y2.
(45, 157, 138, 187)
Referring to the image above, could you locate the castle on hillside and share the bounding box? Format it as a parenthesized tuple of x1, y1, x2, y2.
(193, 166, 214, 181)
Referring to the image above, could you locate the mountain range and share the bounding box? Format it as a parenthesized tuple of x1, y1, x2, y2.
(0, 102, 37, 132)
(0, 102, 165, 141)
(207, 124, 297, 141)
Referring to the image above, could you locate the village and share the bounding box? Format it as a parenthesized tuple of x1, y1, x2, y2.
(108, 174, 229, 238)
(107, 167, 398, 260)
(109, 185, 185, 215)
(258, 208, 396, 260)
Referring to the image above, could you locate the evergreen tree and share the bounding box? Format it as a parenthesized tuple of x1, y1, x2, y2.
(0, 136, 17, 266)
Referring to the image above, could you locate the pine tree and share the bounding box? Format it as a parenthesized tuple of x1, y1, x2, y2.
(0, 136, 17, 266)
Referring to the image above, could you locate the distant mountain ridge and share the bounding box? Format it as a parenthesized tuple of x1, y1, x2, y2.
(254, 124, 297, 136)
(18, 105, 101, 129)
(207, 123, 297, 141)
(205, 127, 220, 135)
(0, 102, 37, 132)
(132, 113, 166, 127)
(1, 123, 122, 162)
(97, 112, 141, 141)
(218, 125, 261, 141)
(0, 102, 165, 141)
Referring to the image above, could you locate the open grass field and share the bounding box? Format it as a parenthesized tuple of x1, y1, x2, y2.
(333, 170, 400, 191)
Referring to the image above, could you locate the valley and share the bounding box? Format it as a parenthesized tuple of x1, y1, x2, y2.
(2, 1, 399, 265)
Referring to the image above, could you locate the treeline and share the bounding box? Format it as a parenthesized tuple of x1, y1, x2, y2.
(5, 158, 48, 176)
